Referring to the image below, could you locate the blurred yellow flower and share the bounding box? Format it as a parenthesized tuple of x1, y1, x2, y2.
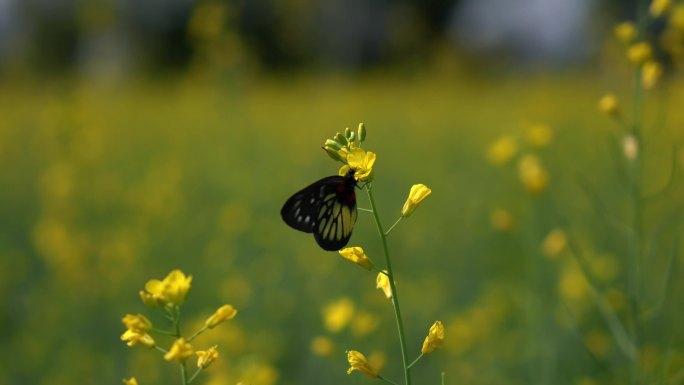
(541, 229, 567, 258)
(311, 336, 336, 357)
(121, 314, 152, 331)
(120, 328, 155, 348)
(164, 338, 194, 362)
(490, 208, 514, 231)
(346, 350, 378, 378)
(517, 154, 548, 194)
(421, 320, 445, 354)
(627, 42, 653, 64)
(622, 134, 639, 160)
(585, 329, 611, 358)
(486, 135, 518, 165)
(142, 269, 193, 307)
(351, 312, 380, 337)
(196, 345, 219, 369)
(346, 148, 376, 182)
(205, 304, 237, 329)
(671, 5, 684, 30)
(642, 61, 663, 89)
(401, 184, 432, 217)
(323, 298, 355, 332)
(605, 288, 627, 312)
(524, 124, 553, 148)
(590, 255, 620, 282)
(376, 270, 392, 299)
(368, 351, 387, 373)
(559, 266, 589, 301)
(598, 94, 619, 117)
(640, 344, 661, 371)
(650, 0, 671, 16)
(338, 246, 374, 270)
(123, 378, 139, 385)
(614, 21, 637, 43)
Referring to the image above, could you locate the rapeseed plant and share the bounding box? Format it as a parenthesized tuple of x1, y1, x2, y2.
(121, 269, 237, 385)
(315, 124, 443, 384)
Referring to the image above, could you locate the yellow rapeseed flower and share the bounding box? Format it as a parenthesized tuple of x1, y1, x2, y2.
(205, 304, 238, 328)
(310, 336, 335, 357)
(671, 5, 684, 30)
(486, 135, 518, 165)
(338, 246, 374, 270)
(559, 265, 589, 301)
(323, 298, 355, 332)
(401, 184, 432, 217)
(490, 208, 514, 231)
(517, 154, 548, 194)
(541, 229, 567, 258)
(585, 329, 611, 358)
(121, 314, 152, 331)
(627, 42, 653, 64)
(196, 346, 219, 369)
(642, 61, 663, 89)
(346, 350, 379, 378)
(524, 124, 553, 148)
(351, 312, 380, 337)
(598, 94, 619, 117)
(650, 0, 671, 17)
(376, 270, 392, 299)
(421, 321, 445, 354)
(164, 338, 194, 362)
(614, 22, 637, 43)
(120, 328, 155, 348)
(123, 378, 139, 385)
(142, 269, 193, 307)
(346, 148, 376, 182)
(622, 134, 639, 160)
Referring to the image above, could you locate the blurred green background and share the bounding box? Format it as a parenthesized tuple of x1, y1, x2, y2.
(1, 0, 683, 384)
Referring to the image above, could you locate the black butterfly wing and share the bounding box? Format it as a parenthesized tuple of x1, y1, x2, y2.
(312, 185, 357, 251)
(281, 175, 357, 251)
(281, 176, 346, 233)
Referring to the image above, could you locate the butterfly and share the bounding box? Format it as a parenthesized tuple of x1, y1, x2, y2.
(281, 169, 358, 251)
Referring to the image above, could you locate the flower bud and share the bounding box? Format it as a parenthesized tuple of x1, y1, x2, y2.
(334, 132, 348, 146)
(357, 123, 366, 142)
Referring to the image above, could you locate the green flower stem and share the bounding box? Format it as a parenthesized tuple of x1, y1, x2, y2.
(406, 353, 424, 370)
(385, 217, 403, 236)
(378, 375, 400, 385)
(358, 207, 374, 213)
(366, 185, 412, 385)
(441, 372, 445, 385)
(628, 39, 645, 385)
(154, 346, 169, 354)
(180, 362, 189, 385)
(187, 368, 203, 384)
(151, 327, 178, 336)
(170, 307, 190, 385)
(187, 326, 208, 342)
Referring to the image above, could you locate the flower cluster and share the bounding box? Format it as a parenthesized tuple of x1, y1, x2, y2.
(121, 269, 238, 385)
(323, 123, 376, 182)
(486, 123, 552, 194)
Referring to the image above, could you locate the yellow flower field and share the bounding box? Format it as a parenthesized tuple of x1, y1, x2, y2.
(1, 30, 683, 384)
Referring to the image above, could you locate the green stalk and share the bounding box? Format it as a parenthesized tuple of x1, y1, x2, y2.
(366, 185, 412, 385)
(171, 307, 190, 385)
(628, 50, 645, 385)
